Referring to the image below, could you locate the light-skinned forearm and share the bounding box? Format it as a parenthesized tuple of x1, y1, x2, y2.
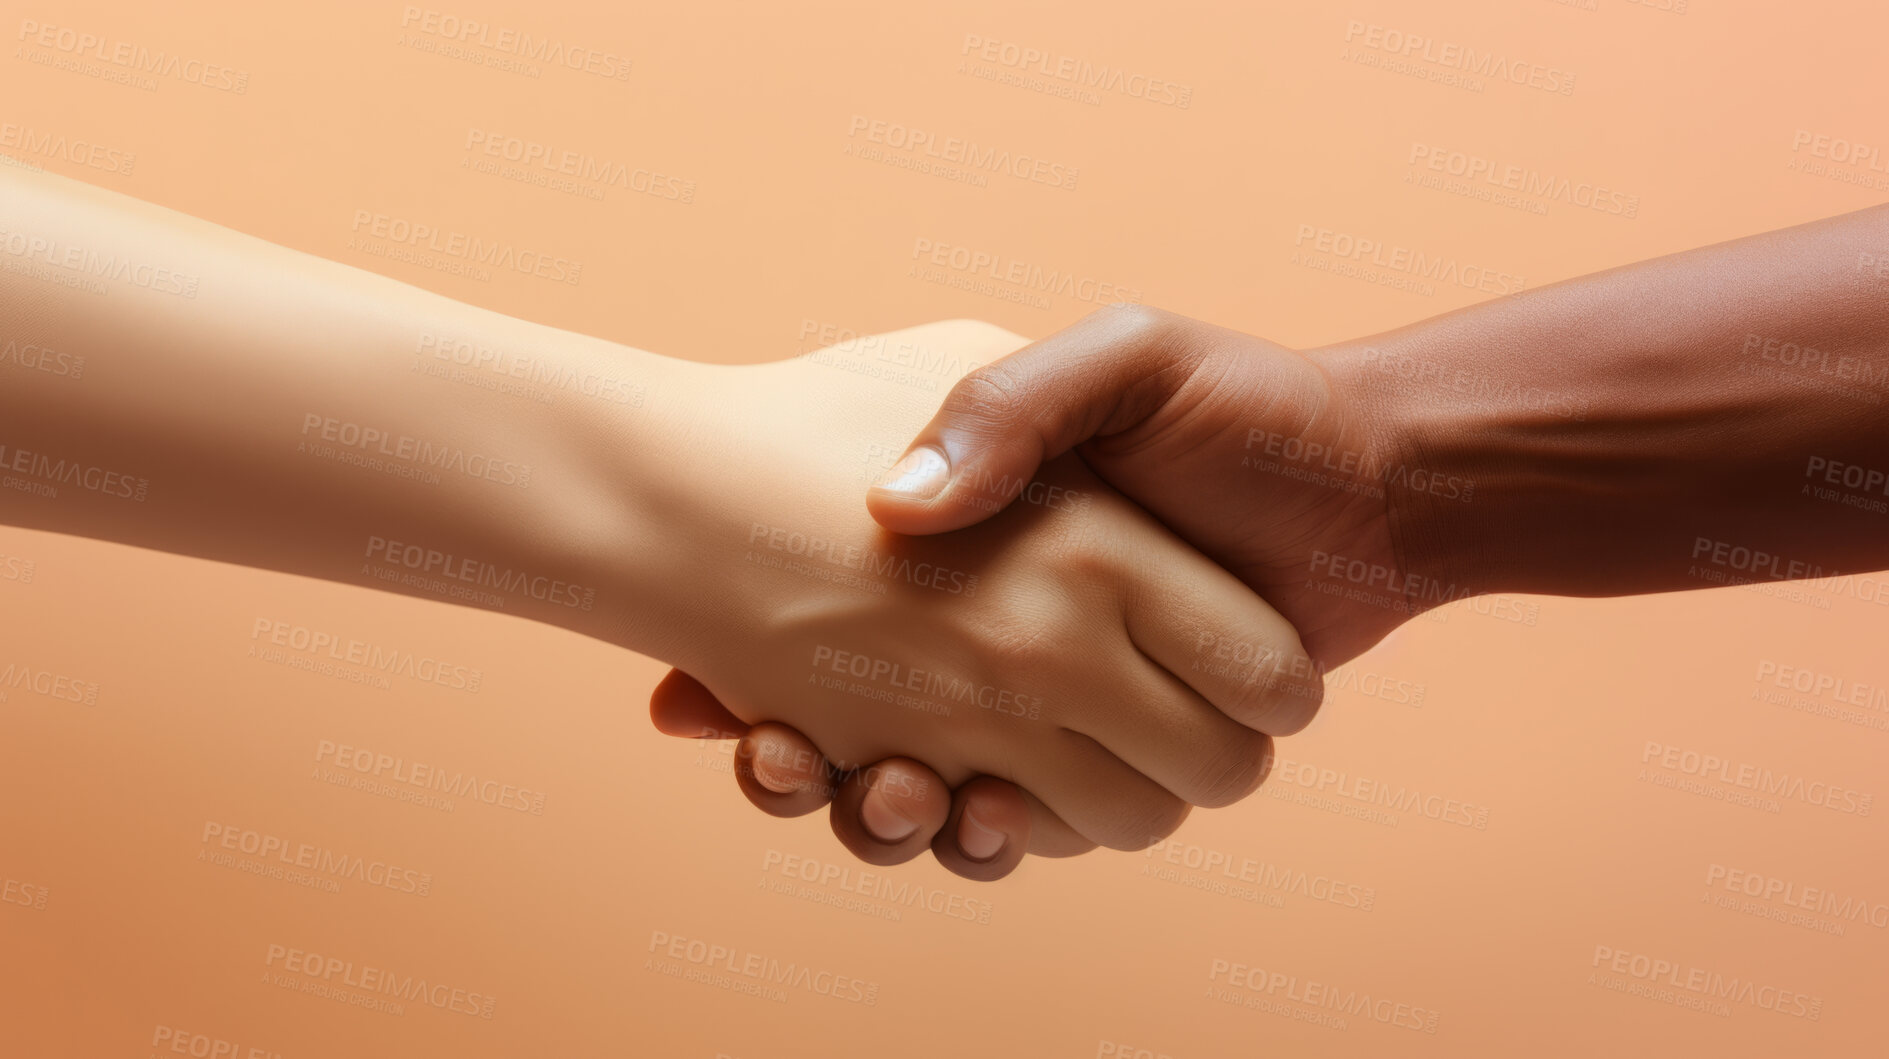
(0, 163, 719, 664)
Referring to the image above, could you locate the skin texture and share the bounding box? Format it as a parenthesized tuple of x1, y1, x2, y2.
(682, 203, 1889, 878)
(0, 164, 1320, 880)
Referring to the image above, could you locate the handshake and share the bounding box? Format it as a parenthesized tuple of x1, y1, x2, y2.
(8, 163, 1879, 885)
(645, 202, 1889, 881)
(647, 305, 1435, 881)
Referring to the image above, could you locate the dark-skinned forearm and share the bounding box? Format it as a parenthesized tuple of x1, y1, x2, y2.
(1319, 203, 1889, 602)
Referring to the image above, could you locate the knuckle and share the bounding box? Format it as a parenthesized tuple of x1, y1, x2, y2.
(1055, 528, 1118, 583)
(973, 620, 1064, 683)
(1222, 649, 1325, 736)
(1096, 300, 1163, 326)
(1266, 664, 1328, 736)
(943, 364, 1030, 429)
(1194, 731, 1274, 808)
(1096, 302, 1176, 343)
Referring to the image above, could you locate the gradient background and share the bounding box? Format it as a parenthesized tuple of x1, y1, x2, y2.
(3, 0, 1886, 1055)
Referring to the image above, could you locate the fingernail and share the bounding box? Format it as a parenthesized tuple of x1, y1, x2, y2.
(860, 790, 920, 843)
(748, 751, 798, 795)
(958, 805, 1005, 861)
(871, 445, 950, 501)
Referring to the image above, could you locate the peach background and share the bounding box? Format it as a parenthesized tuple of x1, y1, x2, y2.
(3, 0, 1886, 1055)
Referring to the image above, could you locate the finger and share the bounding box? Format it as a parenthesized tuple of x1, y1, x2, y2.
(1126, 548, 1326, 737)
(923, 782, 1092, 882)
(1017, 787, 1099, 859)
(1013, 728, 1194, 852)
(1068, 648, 1278, 809)
(648, 668, 748, 740)
(868, 304, 1206, 534)
(930, 777, 1031, 882)
(733, 723, 836, 818)
(1020, 785, 1103, 860)
(828, 758, 951, 866)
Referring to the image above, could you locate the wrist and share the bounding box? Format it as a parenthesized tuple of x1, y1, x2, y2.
(496, 332, 727, 664)
(1319, 335, 1505, 607)
(557, 353, 826, 675)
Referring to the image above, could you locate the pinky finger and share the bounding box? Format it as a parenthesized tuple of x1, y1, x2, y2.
(648, 668, 747, 740)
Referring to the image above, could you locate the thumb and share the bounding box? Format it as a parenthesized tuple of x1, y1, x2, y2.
(648, 668, 748, 740)
(867, 305, 1205, 534)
